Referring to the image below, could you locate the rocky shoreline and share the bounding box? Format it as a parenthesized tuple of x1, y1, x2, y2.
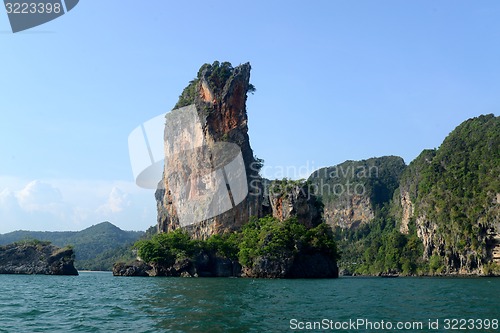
(0, 241, 78, 275)
(113, 252, 338, 278)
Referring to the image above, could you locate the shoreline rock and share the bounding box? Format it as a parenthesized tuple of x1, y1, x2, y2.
(0, 241, 78, 275)
(113, 251, 338, 279)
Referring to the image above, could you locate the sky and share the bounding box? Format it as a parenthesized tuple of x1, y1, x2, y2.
(0, 1, 499, 233)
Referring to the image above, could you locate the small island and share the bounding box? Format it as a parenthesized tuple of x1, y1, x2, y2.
(114, 215, 339, 278)
(0, 240, 78, 275)
(114, 61, 340, 278)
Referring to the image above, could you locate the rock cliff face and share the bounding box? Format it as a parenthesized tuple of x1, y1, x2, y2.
(308, 156, 406, 229)
(156, 62, 326, 239)
(0, 242, 78, 275)
(323, 194, 374, 229)
(156, 62, 264, 239)
(267, 179, 323, 228)
(396, 149, 436, 235)
(394, 115, 500, 274)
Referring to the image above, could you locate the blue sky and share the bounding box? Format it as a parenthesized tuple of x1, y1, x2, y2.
(0, 1, 499, 233)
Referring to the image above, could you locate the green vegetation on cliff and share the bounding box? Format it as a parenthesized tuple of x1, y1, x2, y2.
(309, 156, 406, 211)
(308, 156, 406, 231)
(133, 229, 200, 266)
(335, 210, 425, 275)
(133, 216, 339, 272)
(307, 155, 417, 275)
(238, 216, 339, 267)
(174, 61, 255, 109)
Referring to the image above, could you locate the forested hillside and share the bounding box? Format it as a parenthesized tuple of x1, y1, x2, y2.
(327, 114, 500, 276)
(394, 114, 500, 275)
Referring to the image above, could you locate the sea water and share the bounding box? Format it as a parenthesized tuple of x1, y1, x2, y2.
(0, 272, 498, 332)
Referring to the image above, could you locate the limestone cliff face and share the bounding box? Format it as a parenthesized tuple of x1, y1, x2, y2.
(323, 195, 374, 229)
(308, 156, 406, 229)
(409, 203, 500, 274)
(267, 179, 322, 228)
(396, 149, 435, 235)
(156, 62, 336, 239)
(156, 62, 263, 239)
(400, 197, 499, 275)
(398, 189, 414, 234)
(0, 242, 78, 275)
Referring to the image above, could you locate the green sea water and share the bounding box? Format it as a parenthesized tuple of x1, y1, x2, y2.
(0, 272, 498, 332)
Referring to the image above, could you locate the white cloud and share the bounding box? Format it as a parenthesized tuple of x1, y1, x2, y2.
(16, 180, 66, 215)
(0, 188, 19, 210)
(97, 186, 130, 214)
(0, 178, 157, 234)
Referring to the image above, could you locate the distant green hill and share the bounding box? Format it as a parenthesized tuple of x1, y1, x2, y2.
(0, 222, 145, 271)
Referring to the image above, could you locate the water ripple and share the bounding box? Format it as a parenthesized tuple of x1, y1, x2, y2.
(0, 273, 498, 332)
